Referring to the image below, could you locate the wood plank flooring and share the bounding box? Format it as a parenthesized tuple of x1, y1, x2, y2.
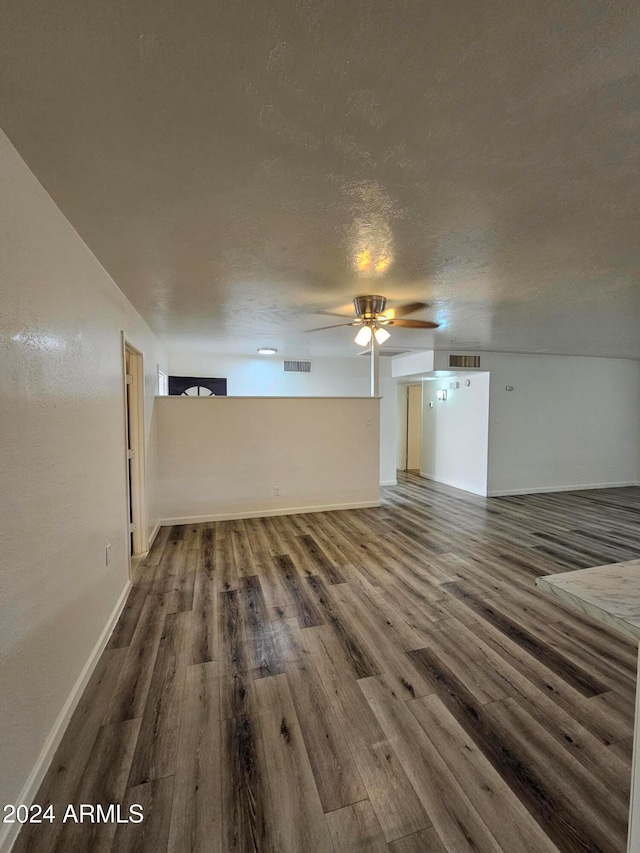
(16, 476, 640, 852)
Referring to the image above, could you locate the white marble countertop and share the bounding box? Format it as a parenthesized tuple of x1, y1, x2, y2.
(536, 559, 640, 642)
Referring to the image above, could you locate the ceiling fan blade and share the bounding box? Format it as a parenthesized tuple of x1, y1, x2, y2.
(382, 301, 430, 319)
(386, 318, 440, 329)
(305, 322, 358, 332)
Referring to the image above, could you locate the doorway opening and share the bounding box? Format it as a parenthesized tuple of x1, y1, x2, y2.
(123, 337, 148, 565)
(400, 384, 422, 473)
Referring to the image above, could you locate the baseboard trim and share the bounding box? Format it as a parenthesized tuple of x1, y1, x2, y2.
(0, 580, 132, 853)
(488, 481, 640, 497)
(148, 520, 161, 548)
(419, 472, 487, 497)
(160, 500, 381, 526)
(380, 479, 397, 486)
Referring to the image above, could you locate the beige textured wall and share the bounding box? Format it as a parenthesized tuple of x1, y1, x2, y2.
(166, 351, 399, 486)
(0, 129, 166, 844)
(482, 353, 640, 495)
(421, 374, 491, 496)
(157, 396, 380, 522)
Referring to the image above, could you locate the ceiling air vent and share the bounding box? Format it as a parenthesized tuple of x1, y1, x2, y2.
(449, 354, 481, 369)
(284, 360, 312, 373)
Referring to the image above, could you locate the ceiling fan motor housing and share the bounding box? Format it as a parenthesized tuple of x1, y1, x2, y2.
(353, 295, 387, 319)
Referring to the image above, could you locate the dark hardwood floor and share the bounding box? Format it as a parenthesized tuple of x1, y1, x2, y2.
(15, 475, 640, 852)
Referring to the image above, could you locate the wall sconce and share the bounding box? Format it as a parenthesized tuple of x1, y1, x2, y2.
(436, 389, 447, 401)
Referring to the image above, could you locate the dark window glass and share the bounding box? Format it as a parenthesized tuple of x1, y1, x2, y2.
(168, 376, 227, 396)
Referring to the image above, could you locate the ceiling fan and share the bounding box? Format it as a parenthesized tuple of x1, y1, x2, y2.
(307, 295, 439, 346)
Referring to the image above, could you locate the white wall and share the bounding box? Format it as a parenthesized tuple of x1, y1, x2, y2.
(396, 384, 407, 471)
(167, 350, 399, 485)
(0, 129, 166, 848)
(157, 397, 380, 522)
(391, 349, 434, 378)
(168, 350, 373, 396)
(421, 374, 491, 496)
(481, 353, 640, 495)
(379, 372, 399, 484)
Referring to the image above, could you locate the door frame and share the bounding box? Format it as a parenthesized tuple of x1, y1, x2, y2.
(122, 333, 149, 566)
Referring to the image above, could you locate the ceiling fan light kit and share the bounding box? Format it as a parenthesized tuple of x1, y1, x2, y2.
(306, 295, 439, 346)
(355, 325, 373, 346)
(373, 326, 391, 344)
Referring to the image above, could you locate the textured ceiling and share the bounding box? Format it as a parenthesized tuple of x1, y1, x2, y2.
(1, 0, 640, 357)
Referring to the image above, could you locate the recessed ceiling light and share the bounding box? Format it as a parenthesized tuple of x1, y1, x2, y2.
(257, 347, 278, 355)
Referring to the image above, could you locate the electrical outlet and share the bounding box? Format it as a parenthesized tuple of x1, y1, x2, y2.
(274, 487, 280, 496)
(105, 543, 111, 566)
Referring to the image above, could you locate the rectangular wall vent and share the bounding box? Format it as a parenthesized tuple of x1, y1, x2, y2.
(284, 360, 312, 373)
(449, 354, 481, 369)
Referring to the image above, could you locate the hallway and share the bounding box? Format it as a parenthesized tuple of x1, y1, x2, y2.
(16, 477, 640, 852)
